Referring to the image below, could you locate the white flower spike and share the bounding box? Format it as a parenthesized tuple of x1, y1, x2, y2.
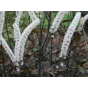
(59, 12, 81, 58)
(49, 11, 67, 33)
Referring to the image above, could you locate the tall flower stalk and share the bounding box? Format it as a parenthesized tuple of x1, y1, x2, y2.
(59, 12, 81, 58)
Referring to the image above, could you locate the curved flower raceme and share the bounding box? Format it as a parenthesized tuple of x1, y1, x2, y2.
(16, 19, 40, 65)
(59, 12, 81, 58)
(49, 11, 67, 33)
